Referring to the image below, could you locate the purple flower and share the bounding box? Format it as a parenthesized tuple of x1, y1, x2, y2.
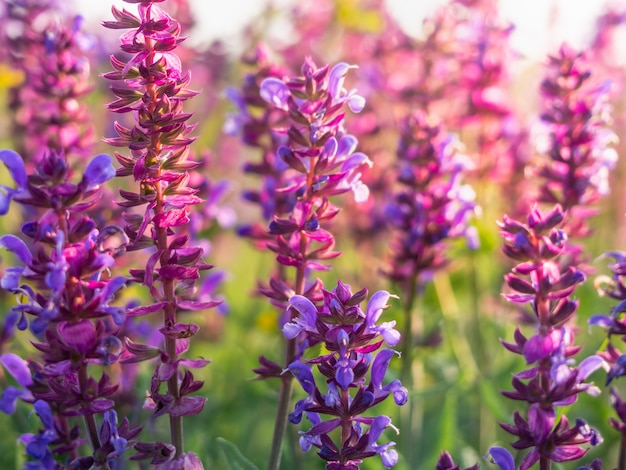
(285, 280, 406, 468)
(485, 447, 515, 470)
(0, 353, 34, 413)
(498, 205, 603, 467)
(103, 0, 220, 457)
(19, 400, 58, 469)
(384, 112, 476, 290)
(535, 44, 617, 252)
(0, 149, 29, 215)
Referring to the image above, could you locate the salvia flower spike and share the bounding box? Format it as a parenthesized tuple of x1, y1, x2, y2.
(286, 280, 407, 469)
(496, 204, 604, 469)
(103, 0, 220, 464)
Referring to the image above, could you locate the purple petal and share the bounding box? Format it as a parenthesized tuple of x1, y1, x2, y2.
(58, 320, 97, 354)
(0, 149, 27, 188)
(83, 154, 115, 187)
(288, 295, 318, 329)
(577, 355, 604, 381)
(0, 386, 26, 414)
(528, 404, 554, 441)
(322, 137, 338, 159)
(337, 135, 358, 158)
(523, 330, 561, 364)
(335, 363, 354, 389)
(368, 415, 392, 444)
(260, 78, 290, 110)
(588, 314, 614, 328)
(486, 447, 515, 470)
(550, 446, 587, 462)
(1, 266, 24, 291)
(0, 235, 32, 265)
(178, 358, 211, 369)
(383, 380, 408, 406)
(371, 349, 395, 389)
(366, 290, 392, 325)
(328, 62, 356, 100)
(348, 94, 366, 113)
(340, 152, 372, 172)
(288, 362, 316, 395)
(379, 321, 400, 346)
(169, 396, 206, 417)
(101, 276, 127, 303)
(0, 192, 11, 216)
(0, 353, 32, 388)
(282, 321, 303, 339)
(33, 400, 54, 429)
(380, 447, 398, 468)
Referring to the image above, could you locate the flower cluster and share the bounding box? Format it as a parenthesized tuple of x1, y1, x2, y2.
(0, 147, 134, 466)
(244, 56, 374, 470)
(103, 0, 219, 464)
(589, 252, 626, 452)
(494, 205, 603, 468)
(4, 5, 94, 163)
(225, 45, 294, 242)
(536, 44, 617, 239)
(285, 280, 407, 469)
(384, 111, 476, 291)
(249, 57, 371, 315)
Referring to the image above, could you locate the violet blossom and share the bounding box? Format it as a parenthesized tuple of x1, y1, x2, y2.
(589, 251, 626, 467)
(242, 56, 372, 470)
(285, 280, 407, 469)
(3, 7, 94, 163)
(495, 204, 604, 469)
(383, 110, 476, 379)
(0, 146, 137, 467)
(103, 0, 220, 463)
(535, 44, 617, 243)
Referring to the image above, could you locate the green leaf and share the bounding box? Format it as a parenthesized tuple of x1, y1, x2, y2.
(217, 437, 259, 470)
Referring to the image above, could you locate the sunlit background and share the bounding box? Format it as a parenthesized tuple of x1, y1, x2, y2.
(75, 0, 626, 60)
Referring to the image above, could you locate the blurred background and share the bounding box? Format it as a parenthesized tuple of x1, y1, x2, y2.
(2, 0, 626, 468)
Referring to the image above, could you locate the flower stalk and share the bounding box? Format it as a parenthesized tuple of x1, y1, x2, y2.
(103, 1, 220, 464)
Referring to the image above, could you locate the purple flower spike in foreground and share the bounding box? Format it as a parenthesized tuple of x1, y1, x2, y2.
(104, 0, 221, 463)
(589, 250, 626, 467)
(497, 204, 603, 469)
(285, 280, 407, 470)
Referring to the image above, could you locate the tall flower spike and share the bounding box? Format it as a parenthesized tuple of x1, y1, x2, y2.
(589, 251, 626, 467)
(103, 0, 220, 464)
(497, 204, 604, 469)
(536, 44, 617, 245)
(286, 280, 407, 470)
(242, 57, 372, 470)
(0, 144, 139, 465)
(383, 111, 477, 383)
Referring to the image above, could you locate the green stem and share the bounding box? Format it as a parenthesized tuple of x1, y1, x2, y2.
(78, 365, 104, 461)
(267, 366, 295, 470)
(619, 432, 626, 470)
(399, 272, 419, 467)
(267, 238, 308, 470)
(400, 272, 419, 385)
(156, 215, 184, 456)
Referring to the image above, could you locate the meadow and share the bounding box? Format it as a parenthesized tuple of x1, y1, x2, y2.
(0, 0, 626, 469)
